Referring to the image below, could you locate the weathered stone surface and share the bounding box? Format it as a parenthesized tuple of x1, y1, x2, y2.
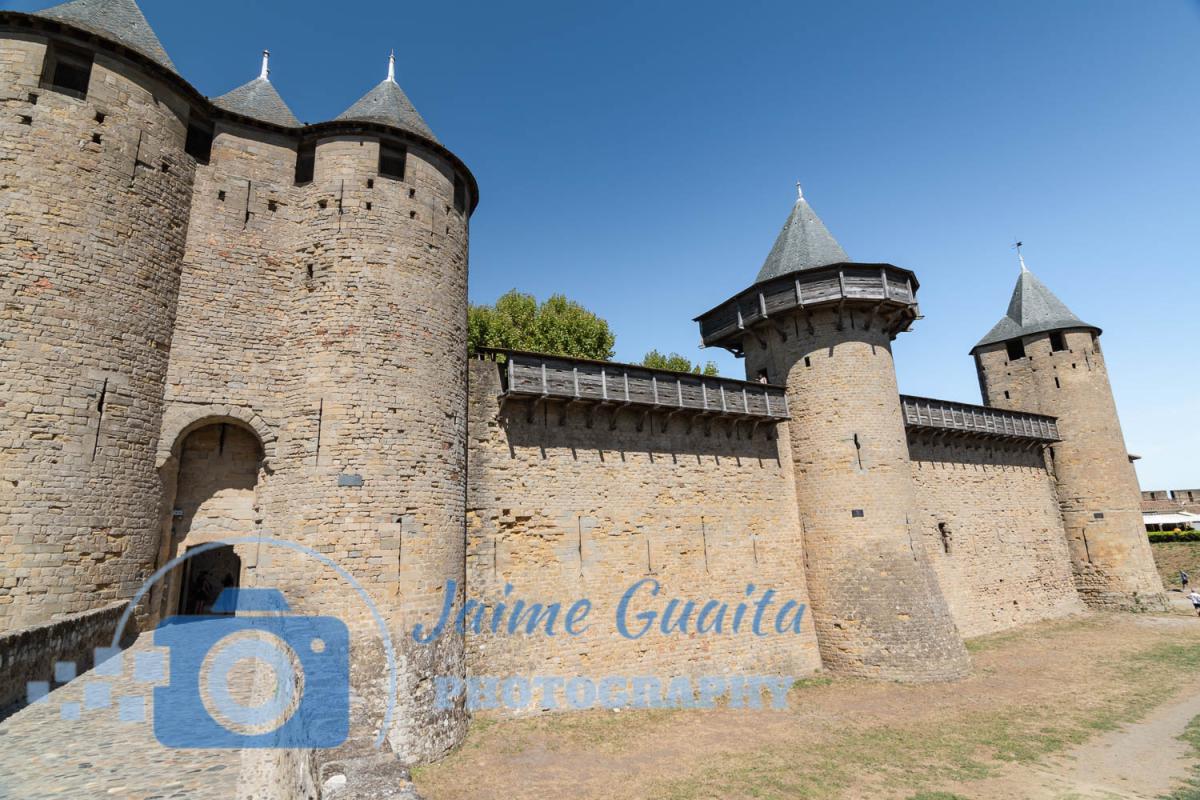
(975, 329, 1168, 611)
(0, 38, 194, 630)
(908, 436, 1086, 637)
(465, 359, 823, 691)
(745, 307, 972, 682)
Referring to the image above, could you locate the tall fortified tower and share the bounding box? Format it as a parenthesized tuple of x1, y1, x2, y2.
(695, 187, 970, 681)
(151, 49, 477, 758)
(0, 0, 197, 627)
(280, 58, 475, 760)
(972, 255, 1166, 610)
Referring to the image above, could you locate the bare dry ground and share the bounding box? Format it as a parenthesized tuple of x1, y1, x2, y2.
(414, 612, 1200, 800)
(1152, 542, 1200, 593)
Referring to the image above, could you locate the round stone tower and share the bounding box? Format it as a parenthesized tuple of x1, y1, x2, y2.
(271, 56, 476, 761)
(972, 254, 1166, 610)
(696, 186, 970, 681)
(0, 0, 196, 628)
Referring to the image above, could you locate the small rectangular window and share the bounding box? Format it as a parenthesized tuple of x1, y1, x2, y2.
(378, 142, 406, 181)
(1049, 332, 1067, 352)
(41, 43, 93, 98)
(453, 175, 467, 213)
(185, 119, 214, 164)
(295, 141, 315, 185)
(1005, 339, 1026, 361)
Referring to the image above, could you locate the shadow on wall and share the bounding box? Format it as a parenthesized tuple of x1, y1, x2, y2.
(497, 398, 785, 465)
(155, 421, 265, 621)
(908, 436, 1049, 470)
(0, 602, 140, 722)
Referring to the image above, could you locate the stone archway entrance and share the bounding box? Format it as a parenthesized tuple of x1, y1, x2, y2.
(157, 421, 265, 618)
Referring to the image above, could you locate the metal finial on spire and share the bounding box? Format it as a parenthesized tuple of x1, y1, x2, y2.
(1012, 239, 1028, 273)
(387, 50, 396, 83)
(260, 50, 270, 81)
(796, 181, 804, 202)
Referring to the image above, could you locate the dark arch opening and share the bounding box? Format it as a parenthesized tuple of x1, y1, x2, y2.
(156, 421, 264, 619)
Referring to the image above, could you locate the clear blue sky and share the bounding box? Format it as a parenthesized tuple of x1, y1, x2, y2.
(8, 0, 1198, 487)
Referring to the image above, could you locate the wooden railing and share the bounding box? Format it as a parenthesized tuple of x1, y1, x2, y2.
(900, 395, 1060, 442)
(695, 262, 920, 351)
(478, 348, 789, 421)
(475, 351, 1056, 441)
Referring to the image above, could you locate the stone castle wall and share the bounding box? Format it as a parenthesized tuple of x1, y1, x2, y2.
(0, 34, 195, 627)
(464, 359, 823, 702)
(908, 436, 1085, 637)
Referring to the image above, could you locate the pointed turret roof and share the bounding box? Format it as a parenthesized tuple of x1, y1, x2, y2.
(755, 183, 849, 282)
(212, 51, 300, 128)
(336, 52, 438, 142)
(972, 255, 1099, 351)
(36, 0, 175, 72)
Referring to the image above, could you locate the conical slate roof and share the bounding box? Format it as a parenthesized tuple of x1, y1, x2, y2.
(972, 259, 1099, 351)
(336, 54, 438, 142)
(213, 53, 300, 128)
(36, 0, 176, 72)
(756, 185, 849, 282)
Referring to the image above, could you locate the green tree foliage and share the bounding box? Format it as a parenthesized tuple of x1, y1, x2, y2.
(640, 349, 720, 376)
(468, 290, 616, 360)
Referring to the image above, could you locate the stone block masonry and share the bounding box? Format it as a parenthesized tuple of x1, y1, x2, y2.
(909, 436, 1085, 637)
(744, 308, 971, 682)
(0, 36, 195, 629)
(159, 126, 473, 762)
(465, 359, 823, 695)
(976, 328, 1167, 610)
(0, 599, 129, 715)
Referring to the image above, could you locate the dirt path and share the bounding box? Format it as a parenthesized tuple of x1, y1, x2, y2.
(952, 678, 1200, 799)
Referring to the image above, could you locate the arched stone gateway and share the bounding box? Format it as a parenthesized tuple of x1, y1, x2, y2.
(152, 419, 266, 621)
(157, 404, 278, 471)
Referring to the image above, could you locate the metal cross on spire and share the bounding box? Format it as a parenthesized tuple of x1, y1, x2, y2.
(260, 49, 270, 81)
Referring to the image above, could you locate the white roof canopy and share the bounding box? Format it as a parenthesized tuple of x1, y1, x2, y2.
(1144, 511, 1200, 525)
